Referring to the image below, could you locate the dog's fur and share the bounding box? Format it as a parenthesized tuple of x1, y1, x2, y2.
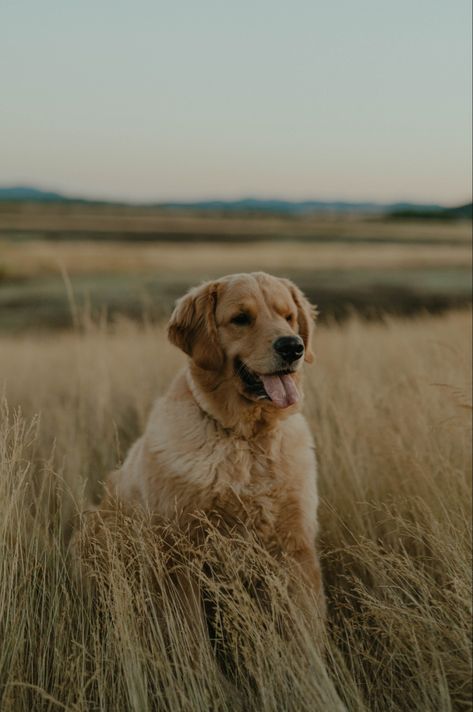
(99, 272, 325, 613)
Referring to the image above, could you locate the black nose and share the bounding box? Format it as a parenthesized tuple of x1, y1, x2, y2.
(273, 336, 304, 363)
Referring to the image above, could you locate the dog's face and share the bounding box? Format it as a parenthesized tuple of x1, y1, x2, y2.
(168, 272, 316, 409)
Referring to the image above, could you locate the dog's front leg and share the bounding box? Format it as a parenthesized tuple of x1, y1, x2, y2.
(286, 543, 327, 624)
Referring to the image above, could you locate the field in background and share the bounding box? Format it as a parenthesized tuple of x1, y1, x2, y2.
(2, 201, 471, 242)
(0, 202, 471, 331)
(0, 310, 471, 711)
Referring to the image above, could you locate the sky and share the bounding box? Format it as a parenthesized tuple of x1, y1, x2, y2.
(1, 0, 471, 204)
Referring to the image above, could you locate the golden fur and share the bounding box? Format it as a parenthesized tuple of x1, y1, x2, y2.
(100, 272, 325, 613)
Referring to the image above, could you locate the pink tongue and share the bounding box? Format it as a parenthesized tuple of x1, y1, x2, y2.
(260, 373, 299, 409)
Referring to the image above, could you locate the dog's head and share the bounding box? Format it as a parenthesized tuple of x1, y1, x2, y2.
(168, 272, 316, 409)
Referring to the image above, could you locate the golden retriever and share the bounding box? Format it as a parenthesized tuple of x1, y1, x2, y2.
(98, 271, 325, 615)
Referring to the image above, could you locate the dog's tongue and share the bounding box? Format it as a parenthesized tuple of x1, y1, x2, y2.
(260, 373, 299, 409)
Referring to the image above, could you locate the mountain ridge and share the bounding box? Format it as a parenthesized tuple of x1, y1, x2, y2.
(0, 185, 470, 217)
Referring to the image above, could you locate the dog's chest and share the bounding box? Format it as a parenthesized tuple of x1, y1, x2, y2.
(171, 425, 284, 492)
(152, 414, 290, 513)
(195, 433, 287, 536)
(146, 402, 317, 545)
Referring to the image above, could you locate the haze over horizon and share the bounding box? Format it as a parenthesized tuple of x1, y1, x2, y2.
(0, 183, 470, 208)
(2, 0, 471, 204)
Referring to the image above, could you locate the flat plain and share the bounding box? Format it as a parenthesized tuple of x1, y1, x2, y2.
(0, 202, 471, 330)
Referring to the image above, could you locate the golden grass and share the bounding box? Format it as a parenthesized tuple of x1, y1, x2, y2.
(1, 203, 471, 243)
(1, 239, 471, 279)
(0, 310, 471, 711)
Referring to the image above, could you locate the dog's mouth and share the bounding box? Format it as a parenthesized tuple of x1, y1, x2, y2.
(234, 358, 300, 409)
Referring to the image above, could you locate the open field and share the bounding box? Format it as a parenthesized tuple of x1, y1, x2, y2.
(0, 310, 471, 711)
(2, 240, 472, 279)
(2, 263, 471, 333)
(0, 204, 471, 332)
(1, 202, 471, 243)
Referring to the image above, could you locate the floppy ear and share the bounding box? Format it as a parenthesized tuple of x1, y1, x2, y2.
(282, 279, 317, 364)
(167, 281, 224, 371)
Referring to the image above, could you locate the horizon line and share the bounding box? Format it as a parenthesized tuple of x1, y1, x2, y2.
(0, 183, 471, 208)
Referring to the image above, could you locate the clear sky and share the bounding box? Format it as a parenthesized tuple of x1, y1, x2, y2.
(1, 0, 471, 203)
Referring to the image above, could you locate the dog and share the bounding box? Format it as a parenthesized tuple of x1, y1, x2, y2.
(97, 271, 325, 616)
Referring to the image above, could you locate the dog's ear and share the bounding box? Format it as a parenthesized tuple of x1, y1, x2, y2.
(167, 281, 224, 371)
(282, 279, 317, 364)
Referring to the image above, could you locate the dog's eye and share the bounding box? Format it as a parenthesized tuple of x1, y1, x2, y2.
(231, 313, 252, 326)
(285, 314, 294, 322)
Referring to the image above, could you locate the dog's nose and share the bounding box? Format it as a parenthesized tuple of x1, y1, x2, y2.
(273, 336, 304, 363)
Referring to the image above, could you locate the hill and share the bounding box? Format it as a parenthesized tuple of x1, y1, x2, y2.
(387, 202, 472, 221)
(0, 185, 454, 216)
(0, 186, 72, 202)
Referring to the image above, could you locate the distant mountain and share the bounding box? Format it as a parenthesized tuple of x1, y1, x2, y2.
(438, 202, 472, 219)
(157, 198, 446, 215)
(0, 185, 468, 217)
(387, 202, 472, 220)
(0, 186, 73, 202)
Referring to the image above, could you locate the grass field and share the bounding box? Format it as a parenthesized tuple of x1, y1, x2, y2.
(0, 204, 471, 331)
(0, 309, 471, 711)
(3, 239, 472, 278)
(1, 202, 471, 244)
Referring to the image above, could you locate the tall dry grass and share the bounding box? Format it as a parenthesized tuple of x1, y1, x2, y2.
(0, 310, 471, 711)
(2, 239, 471, 279)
